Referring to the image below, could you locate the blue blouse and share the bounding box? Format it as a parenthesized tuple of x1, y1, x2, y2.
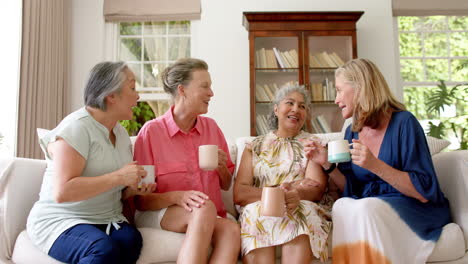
(338, 111, 451, 241)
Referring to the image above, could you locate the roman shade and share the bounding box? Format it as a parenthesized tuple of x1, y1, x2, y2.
(103, 0, 201, 22)
(392, 0, 468, 16)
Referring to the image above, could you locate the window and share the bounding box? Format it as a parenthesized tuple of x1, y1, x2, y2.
(398, 16, 468, 149)
(118, 21, 191, 113)
(117, 21, 191, 135)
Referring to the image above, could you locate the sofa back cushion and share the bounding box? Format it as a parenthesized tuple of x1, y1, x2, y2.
(0, 158, 47, 261)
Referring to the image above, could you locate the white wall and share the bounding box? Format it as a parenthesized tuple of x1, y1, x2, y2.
(70, 0, 399, 140)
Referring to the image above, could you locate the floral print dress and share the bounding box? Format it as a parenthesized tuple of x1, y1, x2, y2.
(238, 131, 333, 261)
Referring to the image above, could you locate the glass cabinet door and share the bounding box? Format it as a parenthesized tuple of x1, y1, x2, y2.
(306, 35, 353, 133)
(254, 36, 300, 135)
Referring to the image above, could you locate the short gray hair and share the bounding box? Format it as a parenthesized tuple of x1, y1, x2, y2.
(267, 85, 311, 130)
(84, 61, 128, 111)
(160, 58, 208, 100)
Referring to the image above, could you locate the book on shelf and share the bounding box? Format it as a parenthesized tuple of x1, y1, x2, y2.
(280, 51, 291, 68)
(310, 117, 324, 133)
(265, 49, 278, 68)
(309, 52, 346, 68)
(273, 47, 286, 68)
(256, 114, 270, 135)
(310, 83, 323, 101)
(316, 115, 332, 133)
(282, 50, 298, 68)
(260, 48, 268, 68)
(320, 51, 337, 68)
(263, 84, 275, 100)
(256, 84, 269, 101)
(288, 49, 299, 68)
(330, 52, 345, 66)
(309, 54, 321, 68)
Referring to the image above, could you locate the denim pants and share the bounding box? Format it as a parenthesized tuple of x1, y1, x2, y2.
(48, 222, 142, 264)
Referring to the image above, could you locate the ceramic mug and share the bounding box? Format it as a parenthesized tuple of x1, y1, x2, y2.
(199, 145, 218, 171)
(328, 139, 351, 163)
(139, 165, 156, 188)
(261, 186, 286, 217)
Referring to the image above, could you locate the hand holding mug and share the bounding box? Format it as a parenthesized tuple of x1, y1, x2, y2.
(138, 165, 156, 189)
(117, 161, 146, 189)
(283, 189, 300, 213)
(350, 139, 377, 169)
(217, 149, 228, 170)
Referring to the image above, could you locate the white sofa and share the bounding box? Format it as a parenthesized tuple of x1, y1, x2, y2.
(1, 135, 467, 264)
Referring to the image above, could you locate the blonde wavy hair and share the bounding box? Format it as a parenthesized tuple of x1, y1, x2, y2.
(335, 58, 405, 132)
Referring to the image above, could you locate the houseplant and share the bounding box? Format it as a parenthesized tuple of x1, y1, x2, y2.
(120, 101, 155, 136)
(426, 80, 467, 150)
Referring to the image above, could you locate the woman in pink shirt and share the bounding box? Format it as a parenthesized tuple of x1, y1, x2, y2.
(133, 58, 240, 263)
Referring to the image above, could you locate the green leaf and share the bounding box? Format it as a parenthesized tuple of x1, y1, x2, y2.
(427, 121, 445, 139)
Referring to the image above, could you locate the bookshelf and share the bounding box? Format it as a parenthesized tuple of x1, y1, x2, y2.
(243, 11, 364, 136)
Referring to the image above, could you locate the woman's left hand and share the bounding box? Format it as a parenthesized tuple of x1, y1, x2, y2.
(350, 139, 378, 169)
(217, 149, 228, 169)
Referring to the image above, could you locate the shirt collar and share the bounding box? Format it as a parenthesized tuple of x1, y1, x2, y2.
(163, 105, 202, 137)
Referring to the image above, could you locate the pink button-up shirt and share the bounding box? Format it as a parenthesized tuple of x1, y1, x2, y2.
(133, 107, 234, 217)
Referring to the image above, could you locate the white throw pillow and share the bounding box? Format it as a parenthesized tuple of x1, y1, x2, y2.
(426, 136, 451, 156)
(36, 128, 50, 139)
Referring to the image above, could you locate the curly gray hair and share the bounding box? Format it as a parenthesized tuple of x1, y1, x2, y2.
(267, 85, 311, 130)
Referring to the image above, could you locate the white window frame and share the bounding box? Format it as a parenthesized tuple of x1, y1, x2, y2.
(109, 21, 192, 101)
(397, 16, 468, 89)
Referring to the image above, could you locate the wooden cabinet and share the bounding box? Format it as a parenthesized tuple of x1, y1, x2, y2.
(243, 11, 363, 136)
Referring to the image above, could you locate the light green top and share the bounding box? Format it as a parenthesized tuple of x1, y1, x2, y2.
(27, 107, 133, 253)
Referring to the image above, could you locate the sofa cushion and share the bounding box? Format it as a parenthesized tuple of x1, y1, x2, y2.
(433, 151, 468, 251)
(428, 223, 465, 262)
(0, 158, 47, 262)
(136, 227, 185, 264)
(12, 230, 64, 264)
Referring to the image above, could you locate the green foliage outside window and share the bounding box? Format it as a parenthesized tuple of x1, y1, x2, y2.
(399, 16, 468, 150)
(120, 102, 155, 136)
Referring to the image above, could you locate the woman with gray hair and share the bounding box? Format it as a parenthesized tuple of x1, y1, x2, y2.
(234, 85, 333, 263)
(133, 58, 240, 263)
(27, 61, 156, 264)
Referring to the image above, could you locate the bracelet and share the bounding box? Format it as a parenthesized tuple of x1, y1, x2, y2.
(323, 163, 336, 174)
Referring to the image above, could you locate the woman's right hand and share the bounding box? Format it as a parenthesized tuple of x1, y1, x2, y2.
(116, 161, 147, 189)
(303, 139, 328, 167)
(173, 191, 209, 212)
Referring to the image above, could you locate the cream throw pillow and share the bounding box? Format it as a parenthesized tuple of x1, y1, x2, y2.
(426, 136, 451, 156)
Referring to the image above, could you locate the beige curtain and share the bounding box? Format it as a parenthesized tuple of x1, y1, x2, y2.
(17, 0, 70, 159)
(103, 0, 201, 22)
(392, 0, 468, 16)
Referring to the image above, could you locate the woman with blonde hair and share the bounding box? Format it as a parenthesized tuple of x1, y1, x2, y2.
(305, 58, 451, 263)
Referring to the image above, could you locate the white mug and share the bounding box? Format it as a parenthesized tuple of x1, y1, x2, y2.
(139, 165, 156, 188)
(328, 140, 351, 163)
(199, 145, 218, 171)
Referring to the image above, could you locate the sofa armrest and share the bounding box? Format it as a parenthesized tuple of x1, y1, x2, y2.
(0, 157, 47, 263)
(432, 150, 468, 250)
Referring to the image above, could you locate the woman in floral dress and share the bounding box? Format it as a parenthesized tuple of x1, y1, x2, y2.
(234, 85, 333, 263)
